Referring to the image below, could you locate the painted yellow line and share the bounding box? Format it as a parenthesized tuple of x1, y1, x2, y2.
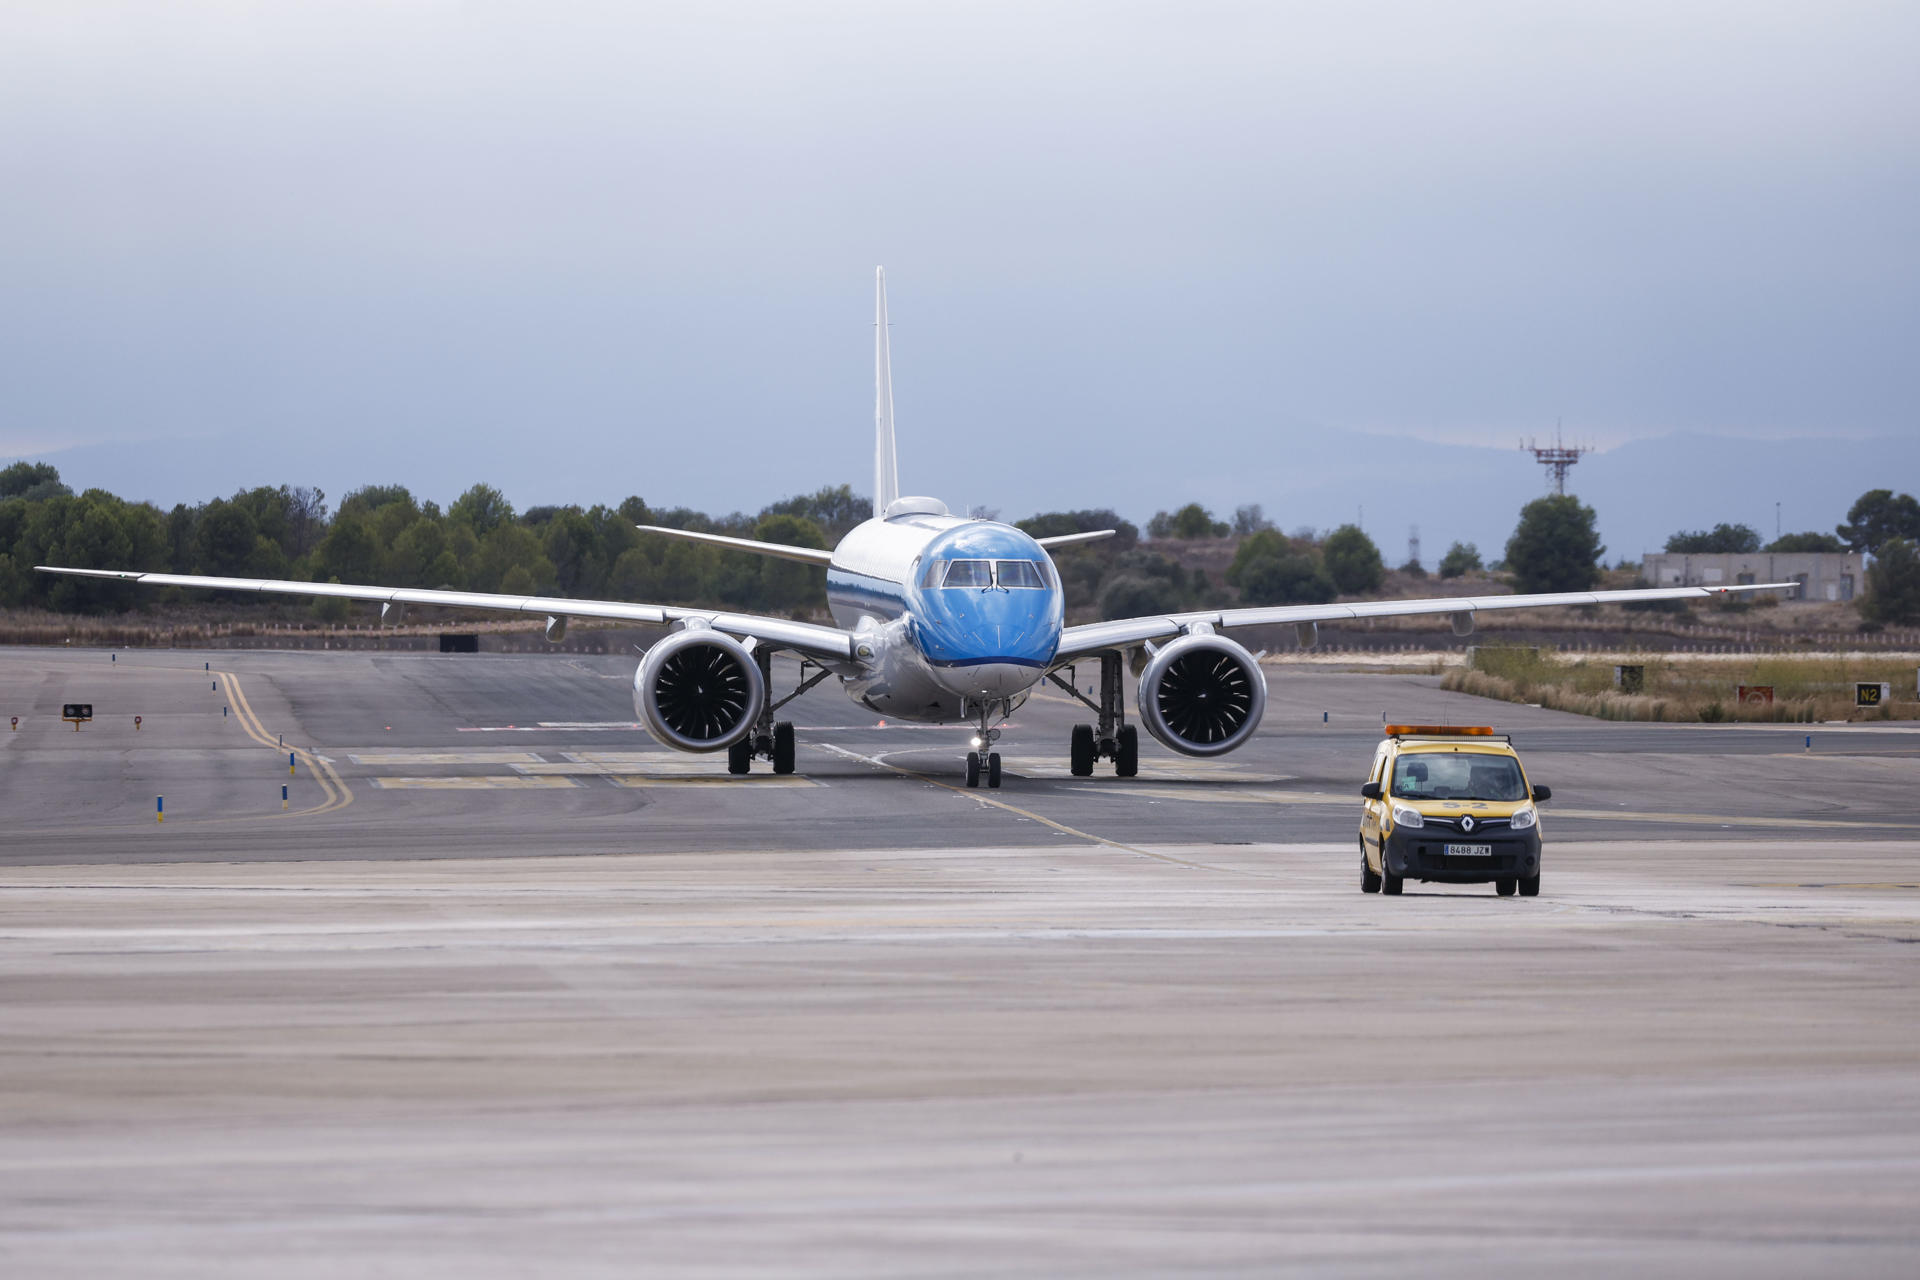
(817, 744, 1271, 877)
(349, 752, 545, 766)
(604, 773, 820, 788)
(218, 670, 354, 817)
(373, 776, 582, 790)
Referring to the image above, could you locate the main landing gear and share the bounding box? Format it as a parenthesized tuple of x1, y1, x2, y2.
(1048, 651, 1137, 778)
(728, 649, 831, 776)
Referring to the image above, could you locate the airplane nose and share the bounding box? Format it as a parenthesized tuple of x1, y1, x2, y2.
(931, 662, 1034, 701)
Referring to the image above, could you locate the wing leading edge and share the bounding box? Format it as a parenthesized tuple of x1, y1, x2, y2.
(1055, 582, 1800, 662)
(33, 566, 855, 660)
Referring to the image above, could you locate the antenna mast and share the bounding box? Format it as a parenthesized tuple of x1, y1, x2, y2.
(1520, 420, 1590, 495)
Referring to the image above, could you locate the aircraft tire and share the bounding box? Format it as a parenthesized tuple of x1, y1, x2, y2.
(772, 721, 795, 775)
(987, 752, 1002, 788)
(727, 739, 752, 775)
(965, 751, 982, 788)
(1070, 724, 1095, 777)
(1115, 725, 1138, 777)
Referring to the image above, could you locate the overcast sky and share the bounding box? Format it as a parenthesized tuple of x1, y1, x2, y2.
(3, 1, 1916, 532)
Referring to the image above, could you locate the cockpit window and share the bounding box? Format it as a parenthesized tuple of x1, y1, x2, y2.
(995, 560, 1046, 589)
(940, 559, 993, 588)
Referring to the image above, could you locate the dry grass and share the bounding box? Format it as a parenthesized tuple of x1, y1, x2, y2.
(1442, 646, 1917, 722)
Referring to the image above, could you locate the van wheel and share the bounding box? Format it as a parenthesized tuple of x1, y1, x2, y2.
(1518, 873, 1541, 897)
(1381, 864, 1403, 895)
(1495, 878, 1517, 896)
(1360, 839, 1381, 893)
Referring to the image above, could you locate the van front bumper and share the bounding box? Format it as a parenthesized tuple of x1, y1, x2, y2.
(1382, 826, 1541, 883)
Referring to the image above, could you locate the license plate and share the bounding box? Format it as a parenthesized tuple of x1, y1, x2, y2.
(1444, 844, 1493, 857)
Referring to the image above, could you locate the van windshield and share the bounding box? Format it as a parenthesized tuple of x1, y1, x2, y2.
(1391, 753, 1526, 801)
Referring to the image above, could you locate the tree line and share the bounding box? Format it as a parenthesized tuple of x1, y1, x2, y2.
(3, 461, 1914, 624)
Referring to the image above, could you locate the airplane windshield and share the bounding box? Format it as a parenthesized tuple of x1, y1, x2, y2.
(940, 560, 993, 588)
(995, 560, 1046, 589)
(1391, 753, 1527, 802)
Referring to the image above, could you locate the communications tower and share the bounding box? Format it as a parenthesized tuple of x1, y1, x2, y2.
(1520, 424, 1591, 495)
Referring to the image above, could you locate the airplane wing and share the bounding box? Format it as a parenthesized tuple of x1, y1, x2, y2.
(632, 525, 835, 566)
(34, 566, 856, 661)
(1033, 529, 1117, 550)
(1053, 582, 1799, 663)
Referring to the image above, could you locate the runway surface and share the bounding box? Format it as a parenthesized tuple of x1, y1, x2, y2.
(2, 647, 1918, 1275)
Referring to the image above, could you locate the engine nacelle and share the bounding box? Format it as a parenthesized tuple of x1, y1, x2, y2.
(633, 628, 765, 752)
(1136, 633, 1267, 757)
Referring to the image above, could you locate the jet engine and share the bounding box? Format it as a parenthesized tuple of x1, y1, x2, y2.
(1135, 633, 1267, 756)
(633, 628, 766, 752)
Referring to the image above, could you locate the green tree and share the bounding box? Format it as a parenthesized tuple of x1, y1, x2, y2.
(1098, 572, 1183, 619)
(0, 461, 70, 502)
(312, 513, 380, 584)
(1322, 524, 1384, 595)
(750, 513, 829, 614)
(1861, 538, 1920, 624)
(471, 523, 553, 593)
(1666, 523, 1761, 554)
(449, 483, 514, 538)
(1231, 504, 1273, 536)
(1505, 495, 1605, 594)
(1767, 531, 1844, 553)
(1438, 541, 1482, 578)
(195, 500, 260, 576)
(1016, 508, 1139, 551)
(1225, 530, 1334, 605)
(1169, 503, 1227, 539)
(1836, 490, 1920, 554)
(759, 484, 872, 540)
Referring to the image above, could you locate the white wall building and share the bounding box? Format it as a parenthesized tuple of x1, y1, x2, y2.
(1640, 551, 1865, 602)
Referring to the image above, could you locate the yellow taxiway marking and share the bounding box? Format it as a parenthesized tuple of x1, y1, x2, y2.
(1097, 785, 1903, 831)
(349, 751, 546, 766)
(564, 751, 708, 768)
(999, 756, 1290, 783)
(219, 670, 354, 818)
(373, 776, 581, 790)
(605, 774, 820, 788)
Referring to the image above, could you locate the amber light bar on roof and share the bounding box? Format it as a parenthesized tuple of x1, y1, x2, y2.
(1384, 724, 1494, 737)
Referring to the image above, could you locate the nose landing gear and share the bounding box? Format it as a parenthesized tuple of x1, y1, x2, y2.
(965, 712, 1003, 789)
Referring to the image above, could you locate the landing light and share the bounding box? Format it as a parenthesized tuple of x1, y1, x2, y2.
(970, 736, 983, 749)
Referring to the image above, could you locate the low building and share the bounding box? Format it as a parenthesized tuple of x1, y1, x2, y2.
(1640, 551, 1864, 602)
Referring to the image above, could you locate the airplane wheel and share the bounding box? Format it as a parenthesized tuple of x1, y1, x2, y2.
(1518, 873, 1541, 897)
(1115, 725, 1138, 777)
(1070, 724, 1094, 777)
(987, 752, 1002, 788)
(965, 751, 982, 788)
(1361, 839, 1381, 893)
(727, 738, 752, 775)
(1496, 878, 1517, 896)
(772, 721, 795, 775)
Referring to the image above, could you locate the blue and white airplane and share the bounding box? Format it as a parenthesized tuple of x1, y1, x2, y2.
(40, 270, 1789, 788)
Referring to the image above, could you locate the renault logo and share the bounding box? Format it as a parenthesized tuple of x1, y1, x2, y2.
(1459, 815, 1475, 833)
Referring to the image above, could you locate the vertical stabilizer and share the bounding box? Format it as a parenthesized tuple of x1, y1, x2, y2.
(874, 267, 900, 515)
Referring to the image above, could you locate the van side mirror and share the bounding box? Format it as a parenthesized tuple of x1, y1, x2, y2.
(1532, 785, 1551, 802)
(1360, 781, 1383, 800)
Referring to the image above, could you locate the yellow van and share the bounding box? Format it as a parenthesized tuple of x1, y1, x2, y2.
(1358, 725, 1549, 897)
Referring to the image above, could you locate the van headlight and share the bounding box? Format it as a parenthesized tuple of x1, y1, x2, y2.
(1390, 803, 1424, 829)
(1510, 807, 1537, 831)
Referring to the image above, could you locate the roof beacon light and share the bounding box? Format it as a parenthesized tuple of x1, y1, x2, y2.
(1384, 724, 1494, 737)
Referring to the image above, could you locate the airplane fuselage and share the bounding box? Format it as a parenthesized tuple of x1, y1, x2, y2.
(824, 507, 1064, 724)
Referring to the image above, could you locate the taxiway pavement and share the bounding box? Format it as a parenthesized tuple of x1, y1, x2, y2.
(2, 648, 1917, 1276)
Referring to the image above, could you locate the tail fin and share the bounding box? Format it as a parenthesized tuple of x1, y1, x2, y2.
(874, 267, 900, 516)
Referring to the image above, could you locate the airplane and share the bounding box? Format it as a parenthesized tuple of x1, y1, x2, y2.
(40, 269, 1792, 789)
